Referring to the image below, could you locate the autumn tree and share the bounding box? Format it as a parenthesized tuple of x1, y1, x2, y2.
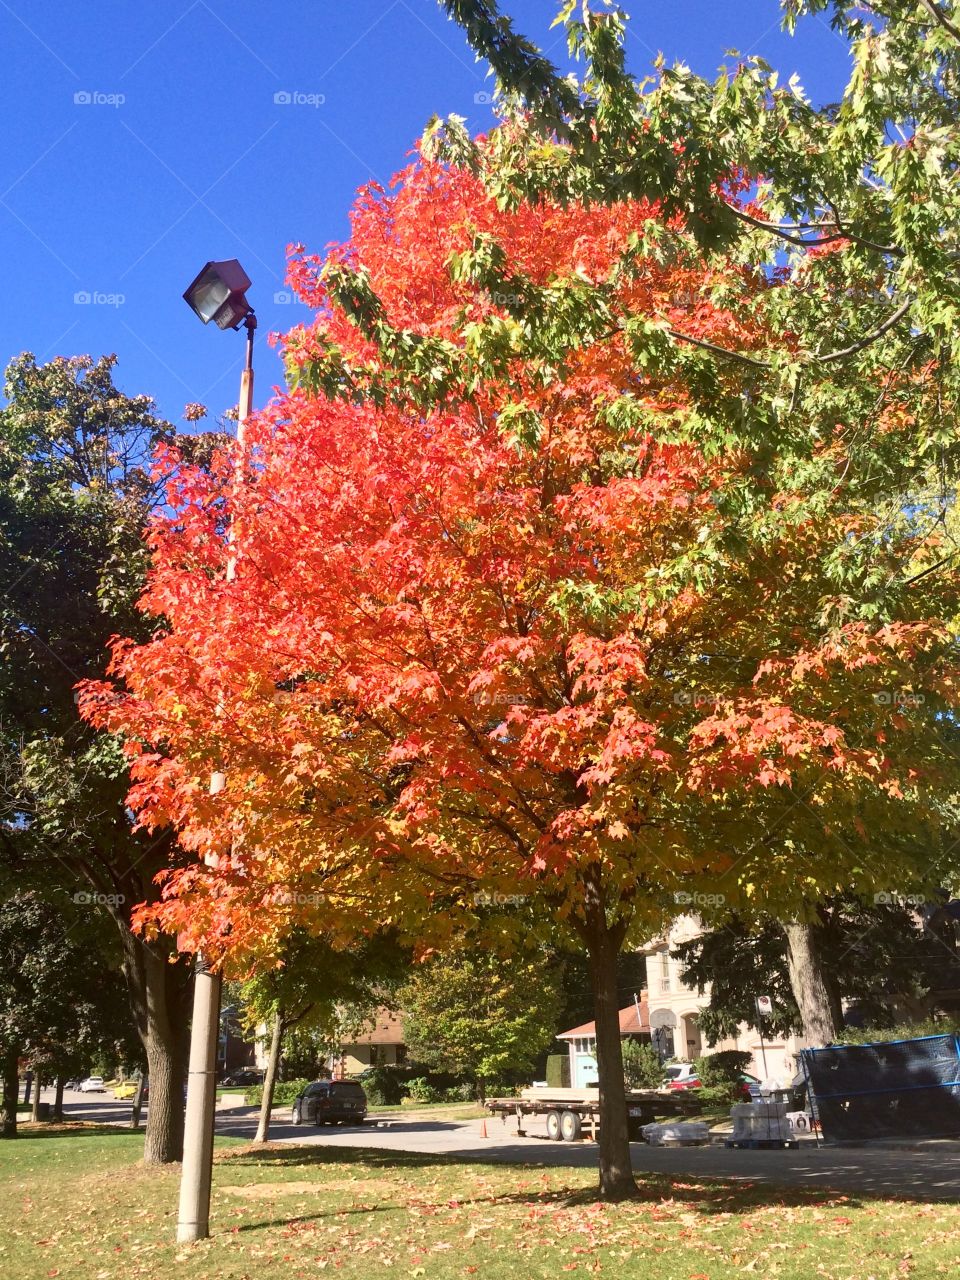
(84, 114, 960, 1199)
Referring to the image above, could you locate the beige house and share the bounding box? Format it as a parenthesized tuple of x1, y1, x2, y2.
(641, 915, 808, 1084)
(330, 1008, 406, 1078)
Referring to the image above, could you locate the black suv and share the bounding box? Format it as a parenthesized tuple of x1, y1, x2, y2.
(292, 1080, 368, 1125)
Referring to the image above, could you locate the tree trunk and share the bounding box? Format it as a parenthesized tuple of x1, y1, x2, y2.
(254, 1011, 284, 1144)
(30, 1077, 42, 1122)
(784, 921, 840, 1046)
(581, 871, 636, 1201)
(131, 1073, 146, 1130)
(53, 1076, 65, 1122)
(117, 922, 190, 1164)
(1, 1047, 19, 1138)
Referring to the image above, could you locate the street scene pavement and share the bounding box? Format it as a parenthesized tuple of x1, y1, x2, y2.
(48, 1089, 960, 1202)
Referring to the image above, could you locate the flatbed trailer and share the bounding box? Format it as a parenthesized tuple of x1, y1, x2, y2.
(485, 1086, 703, 1142)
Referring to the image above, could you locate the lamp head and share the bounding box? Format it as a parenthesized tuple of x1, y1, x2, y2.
(183, 259, 253, 330)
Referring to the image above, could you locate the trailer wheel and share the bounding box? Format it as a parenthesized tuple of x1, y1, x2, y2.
(560, 1110, 582, 1142)
(545, 1110, 562, 1140)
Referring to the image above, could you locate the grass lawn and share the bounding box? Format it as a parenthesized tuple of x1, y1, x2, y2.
(368, 1100, 487, 1120)
(1, 1123, 957, 1280)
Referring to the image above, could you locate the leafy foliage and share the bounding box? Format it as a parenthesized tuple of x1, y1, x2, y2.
(244, 1078, 311, 1107)
(81, 19, 960, 1191)
(0, 891, 138, 1097)
(620, 1039, 662, 1090)
(401, 947, 563, 1095)
(673, 899, 960, 1043)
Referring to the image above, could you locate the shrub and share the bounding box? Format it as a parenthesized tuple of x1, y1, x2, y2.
(836, 1017, 960, 1045)
(546, 1053, 571, 1088)
(694, 1051, 753, 1087)
(621, 1040, 663, 1089)
(446, 1082, 478, 1102)
(406, 1076, 443, 1103)
(244, 1077, 310, 1107)
(695, 1084, 739, 1109)
(360, 1065, 410, 1106)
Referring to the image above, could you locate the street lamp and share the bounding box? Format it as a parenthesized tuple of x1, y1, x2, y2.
(183, 258, 253, 330)
(177, 258, 255, 1247)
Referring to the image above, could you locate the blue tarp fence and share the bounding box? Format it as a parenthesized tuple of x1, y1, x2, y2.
(801, 1033, 960, 1141)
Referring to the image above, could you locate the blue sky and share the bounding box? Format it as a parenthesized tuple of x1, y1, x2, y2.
(0, 2, 853, 427)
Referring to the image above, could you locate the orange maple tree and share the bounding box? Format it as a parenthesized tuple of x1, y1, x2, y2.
(82, 139, 960, 1196)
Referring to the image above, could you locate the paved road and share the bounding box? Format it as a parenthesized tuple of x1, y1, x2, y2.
(41, 1092, 960, 1202)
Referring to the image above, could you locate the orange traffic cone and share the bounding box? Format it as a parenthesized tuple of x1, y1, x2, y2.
(480, 1117, 488, 1138)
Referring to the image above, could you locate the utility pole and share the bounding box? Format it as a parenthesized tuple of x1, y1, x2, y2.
(177, 267, 255, 1244)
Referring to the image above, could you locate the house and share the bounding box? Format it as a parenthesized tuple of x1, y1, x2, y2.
(641, 915, 808, 1083)
(557, 995, 651, 1088)
(330, 1008, 406, 1078)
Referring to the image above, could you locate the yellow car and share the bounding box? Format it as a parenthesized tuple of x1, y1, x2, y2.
(113, 1082, 138, 1100)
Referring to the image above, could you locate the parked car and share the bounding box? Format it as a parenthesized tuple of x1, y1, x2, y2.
(663, 1067, 761, 1100)
(220, 1069, 265, 1087)
(291, 1080, 368, 1126)
(659, 1063, 698, 1090)
(78, 1076, 106, 1093)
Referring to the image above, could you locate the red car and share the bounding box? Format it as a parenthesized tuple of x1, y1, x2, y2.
(664, 1068, 760, 1100)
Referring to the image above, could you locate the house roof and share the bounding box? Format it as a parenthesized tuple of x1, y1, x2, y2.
(558, 996, 649, 1040)
(346, 1008, 405, 1047)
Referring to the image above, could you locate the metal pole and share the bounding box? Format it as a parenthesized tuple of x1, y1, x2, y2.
(756, 1007, 769, 1078)
(177, 311, 255, 1245)
(177, 955, 221, 1242)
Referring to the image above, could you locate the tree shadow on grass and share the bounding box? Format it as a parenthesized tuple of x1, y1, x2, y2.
(213, 1142, 869, 1216)
(228, 1203, 395, 1233)
(1, 1122, 139, 1142)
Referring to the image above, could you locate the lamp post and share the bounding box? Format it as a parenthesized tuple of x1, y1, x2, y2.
(177, 259, 255, 1245)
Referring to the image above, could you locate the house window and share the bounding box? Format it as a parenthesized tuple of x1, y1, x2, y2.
(658, 953, 671, 994)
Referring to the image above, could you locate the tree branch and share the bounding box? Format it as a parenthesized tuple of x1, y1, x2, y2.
(919, 0, 960, 44)
(726, 202, 901, 258)
(667, 328, 770, 369)
(817, 297, 913, 364)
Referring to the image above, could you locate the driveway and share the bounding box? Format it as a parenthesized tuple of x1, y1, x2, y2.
(44, 1092, 960, 1201)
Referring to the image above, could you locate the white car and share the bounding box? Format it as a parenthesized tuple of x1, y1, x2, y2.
(659, 1063, 698, 1090)
(78, 1076, 106, 1093)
